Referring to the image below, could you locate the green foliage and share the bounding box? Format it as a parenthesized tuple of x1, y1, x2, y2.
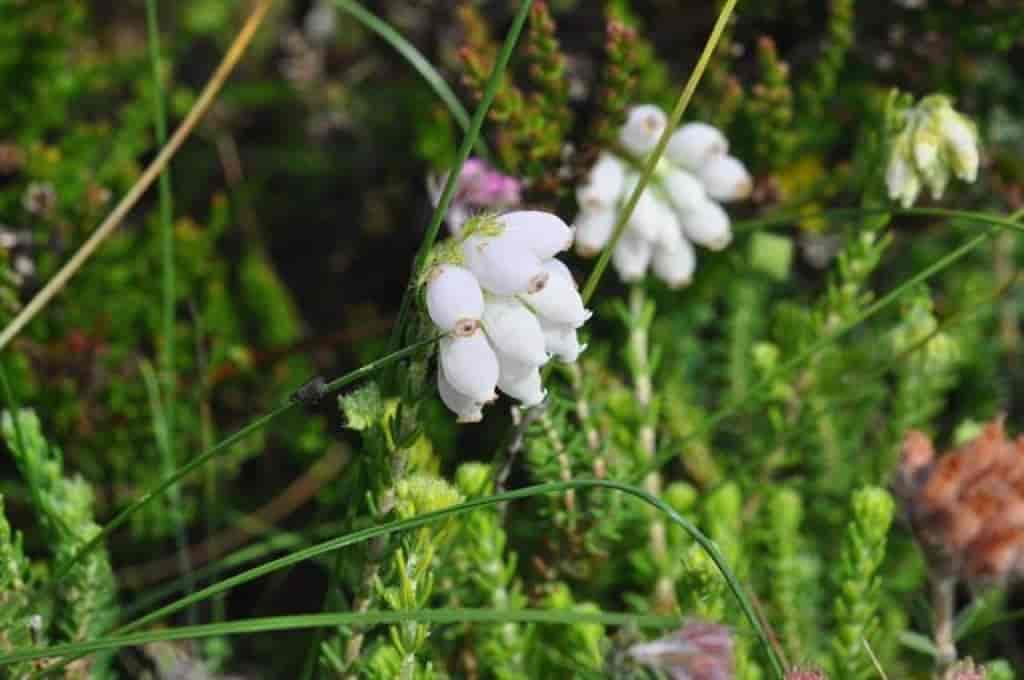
(1, 1, 1023, 678)
(829, 486, 895, 680)
(2, 408, 118, 677)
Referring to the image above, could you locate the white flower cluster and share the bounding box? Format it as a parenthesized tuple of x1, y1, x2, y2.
(573, 105, 752, 287)
(886, 94, 980, 208)
(425, 211, 590, 422)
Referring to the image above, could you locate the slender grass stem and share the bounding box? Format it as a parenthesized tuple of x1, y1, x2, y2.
(144, 0, 194, 621)
(0, 0, 275, 351)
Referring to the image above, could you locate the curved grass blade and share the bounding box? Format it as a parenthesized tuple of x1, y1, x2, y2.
(332, 0, 488, 160)
(58, 479, 786, 678)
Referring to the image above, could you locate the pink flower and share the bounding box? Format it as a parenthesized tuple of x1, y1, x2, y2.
(628, 620, 734, 680)
(427, 158, 523, 233)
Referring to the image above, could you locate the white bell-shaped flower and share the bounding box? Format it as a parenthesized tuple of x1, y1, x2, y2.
(439, 328, 499, 403)
(497, 361, 546, 407)
(698, 155, 753, 202)
(425, 264, 485, 334)
(666, 122, 728, 171)
(500, 210, 573, 260)
(540, 318, 586, 362)
(620, 105, 668, 156)
(574, 209, 616, 256)
(886, 149, 921, 209)
(612, 232, 653, 282)
(437, 370, 484, 423)
(521, 260, 591, 328)
(462, 232, 549, 296)
(661, 166, 707, 215)
(937, 109, 979, 182)
(576, 153, 626, 212)
(652, 235, 696, 288)
(481, 295, 549, 366)
(680, 199, 732, 251)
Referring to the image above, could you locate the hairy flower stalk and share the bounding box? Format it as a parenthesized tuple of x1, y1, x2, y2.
(573, 106, 751, 286)
(424, 211, 589, 421)
(885, 94, 980, 208)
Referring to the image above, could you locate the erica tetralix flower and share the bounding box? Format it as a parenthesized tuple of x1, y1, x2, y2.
(896, 417, 1024, 584)
(571, 105, 750, 287)
(423, 210, 590, 421)
(885, 94, 980, 208)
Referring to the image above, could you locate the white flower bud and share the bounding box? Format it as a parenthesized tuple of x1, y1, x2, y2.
(425, 264, 485, 334)
(620, 105, 668, 156)
(521, 260, 591, 328)
(680, 199, 732, 251)
(497, 358, 546, 407)
(437, 369, 484, 423)
(540, 318, 586, 362)
(652, 235, 696, 288)
(500, 210, 574, 260)
(462, 232, 549, 296)
(573, 209, 616, 256)
(661, 167, 707, 215)
(481, 295, 549, 366)
(886, 149, 921, 208)
(698, 155, 753, 202)
(439, 328, 499, 403)
(938, 110, 979, 182)
(666, 122, 728, 171)
(576, 153, 626, 212)
(612, 232, 653, 282)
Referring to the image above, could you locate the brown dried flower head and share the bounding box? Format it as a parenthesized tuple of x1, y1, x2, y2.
(897, 417, 1024, 584)
(785, 668, 829, 680)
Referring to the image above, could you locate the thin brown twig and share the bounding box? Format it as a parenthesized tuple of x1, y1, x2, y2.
(0, 0, 276, 351)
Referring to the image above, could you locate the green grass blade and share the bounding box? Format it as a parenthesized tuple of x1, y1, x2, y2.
(0, 608, 679, 665)
(332, 0, 488, 160)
